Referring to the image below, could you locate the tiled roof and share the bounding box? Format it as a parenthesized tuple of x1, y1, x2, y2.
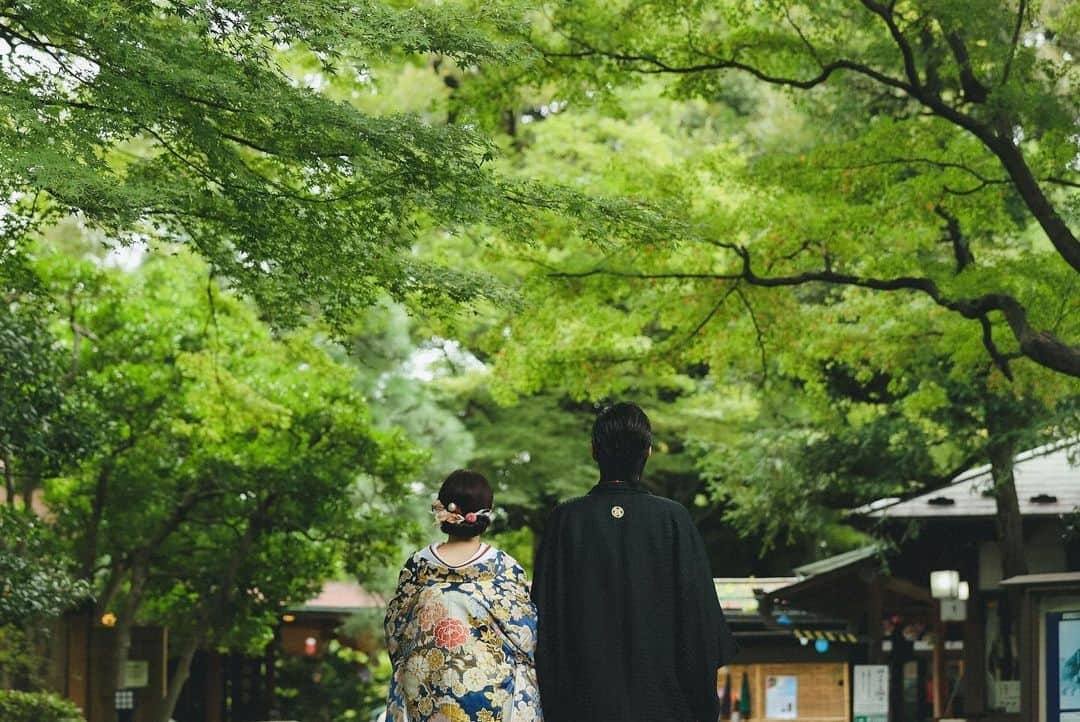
(713, 577, 797, 613)
(793, 545, 881, 578)
(293, 581, 385, 613)
(1001, 572, 1080, 587)
(863, 440, 1080, 519)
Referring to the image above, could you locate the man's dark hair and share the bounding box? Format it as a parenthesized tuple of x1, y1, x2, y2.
(438, 469, 494, 537)
(591, 402, 652, 483)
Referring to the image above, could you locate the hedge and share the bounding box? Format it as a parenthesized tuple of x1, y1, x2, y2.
(0, 690, 85, 722)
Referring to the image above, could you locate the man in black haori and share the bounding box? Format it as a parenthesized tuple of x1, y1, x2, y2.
(532, 402, 737, 722)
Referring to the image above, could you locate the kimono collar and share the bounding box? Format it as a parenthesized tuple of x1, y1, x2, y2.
(588, 481, 650, 495)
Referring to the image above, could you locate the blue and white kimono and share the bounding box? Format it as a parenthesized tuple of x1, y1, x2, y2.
(384, 545, 542, 722)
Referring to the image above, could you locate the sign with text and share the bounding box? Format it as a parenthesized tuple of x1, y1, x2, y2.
(123, 660, 149, 689)
(854, 665, 889, 722)
(941, 600, 967, 622)
(994, 680, 1020, 714)
(765, 675, 798, 720)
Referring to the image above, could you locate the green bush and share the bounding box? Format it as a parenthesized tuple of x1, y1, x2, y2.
(0, 690, 85, 722)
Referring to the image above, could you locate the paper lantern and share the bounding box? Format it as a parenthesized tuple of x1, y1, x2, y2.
(930, 570, 960, 599)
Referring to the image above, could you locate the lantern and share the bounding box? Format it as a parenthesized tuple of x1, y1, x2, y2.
(930, 570, 960, 599)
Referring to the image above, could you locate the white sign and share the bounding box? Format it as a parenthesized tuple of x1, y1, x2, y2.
(854, 665, 889, 722)
(123, 660, 149, 688)
(941, 600, 967, 622)
(995, 680, 1020, 714)
(765, 675, 798, 720)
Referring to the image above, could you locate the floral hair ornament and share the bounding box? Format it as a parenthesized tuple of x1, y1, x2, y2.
(431, 500, 494, 526)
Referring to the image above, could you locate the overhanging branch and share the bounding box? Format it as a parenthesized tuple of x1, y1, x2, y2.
(549, 248, 1080, 377)
(547, 37, 915, 93)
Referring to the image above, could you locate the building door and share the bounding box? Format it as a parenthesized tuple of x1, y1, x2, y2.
(226, 655, 269, 722)
(170, 652, 211, 722)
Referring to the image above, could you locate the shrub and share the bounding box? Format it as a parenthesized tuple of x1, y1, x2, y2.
(0, 690, 85, 722)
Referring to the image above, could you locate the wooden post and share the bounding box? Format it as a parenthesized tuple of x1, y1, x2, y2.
(844, 662, 852, 722)
(1019, 588, 1035, 722)
(66, 613, 91, 716)
(932, 604, 945, 720)
(964, 596, 985, 717)
(868, 576, 884, 665)
(205, 652, 224, 722)
(263, 641, 276, 721)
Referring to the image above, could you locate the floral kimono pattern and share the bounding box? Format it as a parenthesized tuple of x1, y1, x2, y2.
(384, 546, 542, 722)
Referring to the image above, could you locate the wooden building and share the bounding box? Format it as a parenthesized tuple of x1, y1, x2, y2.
(717, 577, 858, 722)
(763, 442, 1080, 722)
(170, 582, 385, 722)
(44, 613, 167, 722)
(40, 582, 382, 722)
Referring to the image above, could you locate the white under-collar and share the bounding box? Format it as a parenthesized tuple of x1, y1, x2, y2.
(420, 543, 497, 569)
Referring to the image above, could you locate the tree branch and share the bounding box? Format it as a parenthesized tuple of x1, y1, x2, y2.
(1002, 0, 1028, 85)
(734, 286, 769, 383)
(860, 0, 923, 92)
(944, 30, 989, 103)
(547, 37, 915, 93)
(979, 314, 1016, 380)
(550, 249, 1080, 377)
(934, 205, 974, 272)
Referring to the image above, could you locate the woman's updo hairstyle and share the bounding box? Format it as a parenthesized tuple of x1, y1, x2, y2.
(438, 469, 494, 537)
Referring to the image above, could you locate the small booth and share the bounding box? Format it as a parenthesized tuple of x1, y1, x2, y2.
(1000, 573, 1080, 722)
(718, 577, 859, 722)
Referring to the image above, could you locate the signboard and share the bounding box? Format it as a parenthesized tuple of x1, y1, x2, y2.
(992, 681, 1020, 714)
(941, 600, 967, 622)
(1048, 611, 1080, 722)
(853, 665, 889, 722)
(765, 675, 798, 720)
(123, 660, 149, 689)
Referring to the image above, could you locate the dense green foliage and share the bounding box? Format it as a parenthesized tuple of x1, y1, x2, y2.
(425, 0, 1080, 543)
(275, 641, 391, 722)
(4, 243, 425, 719)
(0, 0, 522, 327)
(0, 292, 95, 501)
(0, 690, 85, 722)
(0, 508, 87, 691)
(0, 508, 87, 627)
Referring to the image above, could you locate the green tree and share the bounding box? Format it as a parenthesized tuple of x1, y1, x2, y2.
(418, 26, 1079, 563)
(0, 0, 667, 332)
(0, 281, 95, 507)
(0, 0, 518, 328)
(37, 249, 420, 722)
(0, 507, 89, 690)
(520, 0, 1080, 378)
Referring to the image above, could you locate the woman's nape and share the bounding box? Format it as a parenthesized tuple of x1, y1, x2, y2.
(434, 533, 483, 566)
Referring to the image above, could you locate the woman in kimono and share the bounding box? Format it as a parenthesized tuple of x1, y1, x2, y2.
(384, 470, 542, 722)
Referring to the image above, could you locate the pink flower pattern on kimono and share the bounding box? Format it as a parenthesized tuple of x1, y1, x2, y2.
(383, 548, 542, 722)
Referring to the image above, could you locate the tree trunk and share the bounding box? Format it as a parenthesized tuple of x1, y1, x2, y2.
(151, 497, 274, 722)
(96, 563, 126, 617)
(151, 616, 209, 722)
(110, 558, 149, 695)
(986, 422, 1028, 686)
(80, 461, 113, 578)
(988, 438, 1028, 581)
(989, 136, 1080, 274)
(3, 452, 14, 507)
